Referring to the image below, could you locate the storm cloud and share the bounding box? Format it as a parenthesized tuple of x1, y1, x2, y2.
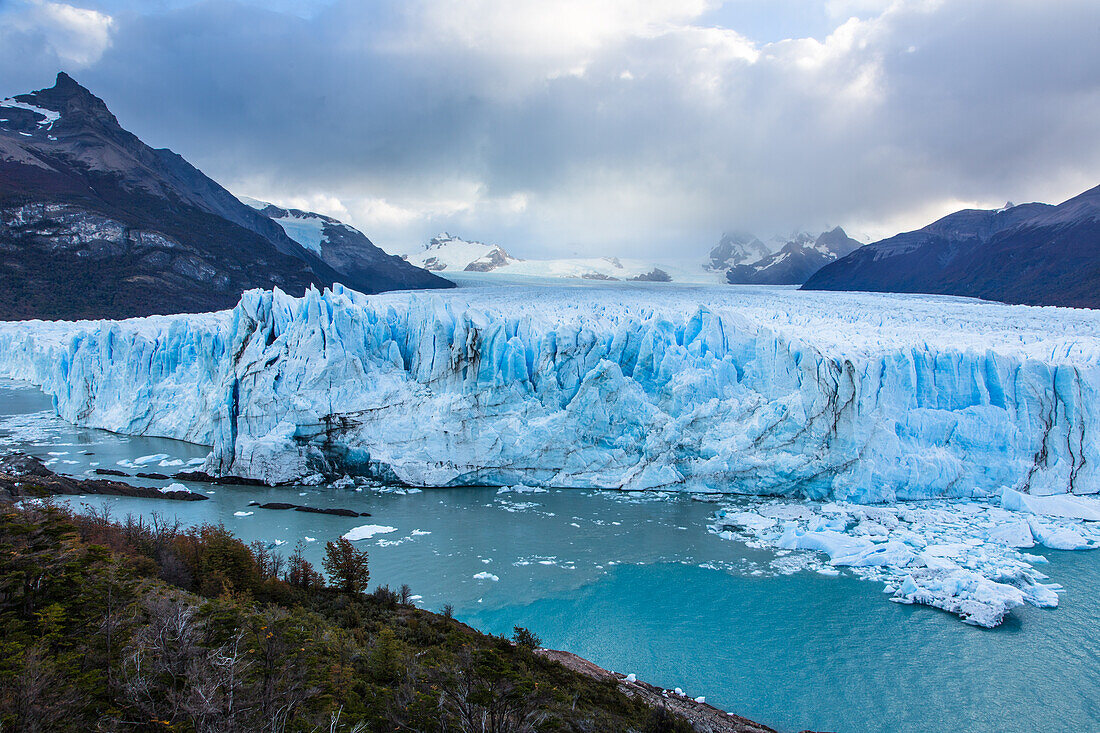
(2, 0, 1099, 257)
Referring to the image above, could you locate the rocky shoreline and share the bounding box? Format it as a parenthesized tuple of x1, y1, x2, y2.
(535, 648, 795, 733)
(1, 453, 207, 502)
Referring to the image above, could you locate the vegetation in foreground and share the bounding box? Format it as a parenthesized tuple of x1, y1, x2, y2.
(0, 502, 695, 732)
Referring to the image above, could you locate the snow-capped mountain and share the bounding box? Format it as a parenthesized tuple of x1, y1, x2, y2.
(0, 73, 449, 320)
(402, 233, 700, 282)
(404, 233, 521, 273)
(705, 231, 772, 271)
(724, 227, 862, 285)
(242, 199, 449, 292)
(803, 186, 1100, 308)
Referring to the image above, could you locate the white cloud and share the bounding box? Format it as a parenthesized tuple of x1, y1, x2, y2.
(5, 1, 115, 67)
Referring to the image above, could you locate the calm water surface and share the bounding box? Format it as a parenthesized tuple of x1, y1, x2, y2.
(2, 380, 1098, 733)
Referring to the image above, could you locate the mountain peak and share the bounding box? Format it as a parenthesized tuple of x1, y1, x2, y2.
(15, 72, 119, 129)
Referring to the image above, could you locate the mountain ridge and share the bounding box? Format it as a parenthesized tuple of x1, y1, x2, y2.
(0, 73, 449, 320)
(802, 185, 1100, 307)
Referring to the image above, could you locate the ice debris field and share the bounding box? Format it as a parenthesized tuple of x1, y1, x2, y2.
(1, 280, 1099, 625)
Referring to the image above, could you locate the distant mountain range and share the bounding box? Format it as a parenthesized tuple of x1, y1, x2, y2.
(401, 233, 680, 282)
(708, 227, 862, 285)
(0, 73, 449, 320)
(803, 186, 1100, 308)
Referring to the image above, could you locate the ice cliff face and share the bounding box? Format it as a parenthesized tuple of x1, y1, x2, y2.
(0, 283, 1098, 501)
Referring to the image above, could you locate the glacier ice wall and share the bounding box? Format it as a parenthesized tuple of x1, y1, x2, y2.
(0, 283, 1098, 501)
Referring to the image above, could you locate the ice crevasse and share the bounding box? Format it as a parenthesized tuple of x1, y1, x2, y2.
(0, 282, 1098, 502)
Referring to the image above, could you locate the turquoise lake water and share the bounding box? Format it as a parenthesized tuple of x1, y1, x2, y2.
(3, 379, 1098, 732)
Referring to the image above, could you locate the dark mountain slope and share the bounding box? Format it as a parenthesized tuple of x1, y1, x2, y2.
(803, 188, 1100, 308)
(0, 73, 448, 320)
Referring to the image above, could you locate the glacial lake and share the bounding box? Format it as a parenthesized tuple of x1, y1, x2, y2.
(3, 378, 1099, 733)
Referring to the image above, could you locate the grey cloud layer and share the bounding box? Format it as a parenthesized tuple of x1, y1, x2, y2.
(2, 0, 1099, 256)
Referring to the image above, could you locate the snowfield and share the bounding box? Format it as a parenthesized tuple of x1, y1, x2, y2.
(2, 279, 1099, 625)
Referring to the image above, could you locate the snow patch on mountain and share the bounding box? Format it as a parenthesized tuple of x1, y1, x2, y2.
(0, 98, 60, 128)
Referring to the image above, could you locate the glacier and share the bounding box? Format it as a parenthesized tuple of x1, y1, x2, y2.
(0, 281, 1098, 500)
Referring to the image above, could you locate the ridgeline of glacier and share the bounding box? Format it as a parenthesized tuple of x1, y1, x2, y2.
(3, 279, 1100, 626)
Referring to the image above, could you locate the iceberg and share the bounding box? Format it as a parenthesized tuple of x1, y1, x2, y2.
(0, 283, 1098, 501)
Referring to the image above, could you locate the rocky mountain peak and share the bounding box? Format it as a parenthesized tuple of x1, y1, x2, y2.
(15, 72, 119, 130)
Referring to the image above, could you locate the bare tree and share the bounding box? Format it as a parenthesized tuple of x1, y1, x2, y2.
(434, 651, 548, 733)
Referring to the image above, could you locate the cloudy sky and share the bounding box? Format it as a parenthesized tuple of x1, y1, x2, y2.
(1, 0, 1099, 258)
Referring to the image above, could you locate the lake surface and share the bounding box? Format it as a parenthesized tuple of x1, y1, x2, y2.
(3, 379, 1098, 733)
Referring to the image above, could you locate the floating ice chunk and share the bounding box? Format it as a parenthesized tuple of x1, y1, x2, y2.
(891, 567, 1027, 628)
(1026, 518, 1098, 550)
(694, 696, 706, 703)
(411, 529, 431, 536)
(473, 571, 499, 581)
(776, 526, 874, 561)
(714, 510, 775, 532)
(301, 473, 326, 486)
(831, 541, 916, 568)
(1001, 488, 1100, 521)
(987, 519, 1034, 548)
(134, 453, 169, 465)
(625, 673, 636, 683)
(343, 524, 397, 541)
(304, 536, 316, 542)
(159, 458, 184, 467)
(233, 511, 253, 517)
(159, 483, 190, 494)
(497, 484, 548, 494)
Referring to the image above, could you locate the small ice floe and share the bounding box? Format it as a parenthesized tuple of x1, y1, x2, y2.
(408, 594, 423, 602)
(625, 673, 636, 683)
(497, 484, 548, 495)
(271, 540, 287, 546)
(186, 457, 206, 466)
(47, 451, 68, 456)
(233, 511, 254, 517)
(300, 473, 326, 486)
(473, 571, 499, 581)
(304, 536, 317, 542)
(331, 476, 356, 490)
(411, 529, 431, 536)
(674, 688, 683, 696)
(158, 458, 184, 467)
(343, 524, 397, 541)
(134, 453, 169, 465)
(694, 697, 705, 703)
(159, 483, 191, 494)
